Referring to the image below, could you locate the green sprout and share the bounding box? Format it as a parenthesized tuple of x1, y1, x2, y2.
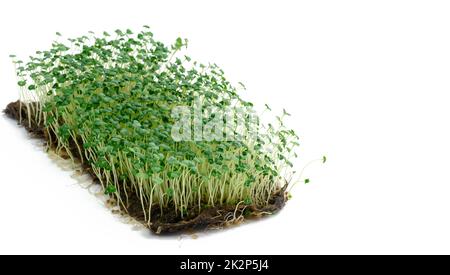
(10, 27, 314, 225)
(104, 185, 117, 195)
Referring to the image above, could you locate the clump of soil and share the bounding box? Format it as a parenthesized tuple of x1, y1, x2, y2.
(4, 101, 288, 235)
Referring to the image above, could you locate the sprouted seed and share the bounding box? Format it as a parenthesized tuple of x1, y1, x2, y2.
(9, 27, 324, 226)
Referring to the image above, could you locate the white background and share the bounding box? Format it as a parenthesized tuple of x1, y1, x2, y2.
(1, 0, 450, 255)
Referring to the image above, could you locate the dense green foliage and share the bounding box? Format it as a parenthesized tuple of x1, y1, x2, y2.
(12, 27, 302, 222)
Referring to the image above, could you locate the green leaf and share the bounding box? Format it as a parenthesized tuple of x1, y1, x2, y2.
(83, 141, 93, 149)
(323, 156, 327, 163)
(104, 184, 117, 195)
(151, 165, 162, 174)
(17, 80, 27, 87)
(136, 172, 149, 180)
(304, 179, 310, 184)
(244, 179, 252, 188)
(56, 32, 62, 36)
(152, 176, 163, 185)
(45, 115, 55, 126)
(168, 171, 181, 179)
(132, 120, 142, 128)
(95, 159, 111, 171)
(28, 85, 36, 91)
(175, 37, 183, 50)
(167, 188, 174, 198)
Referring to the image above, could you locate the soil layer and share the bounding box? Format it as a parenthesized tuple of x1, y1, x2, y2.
(4, 101, 288, 234)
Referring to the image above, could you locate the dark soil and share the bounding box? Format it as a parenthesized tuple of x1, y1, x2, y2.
(4, 101, 288, 235)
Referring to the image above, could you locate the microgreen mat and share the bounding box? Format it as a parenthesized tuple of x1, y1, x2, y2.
(8, 27, 318, 228)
